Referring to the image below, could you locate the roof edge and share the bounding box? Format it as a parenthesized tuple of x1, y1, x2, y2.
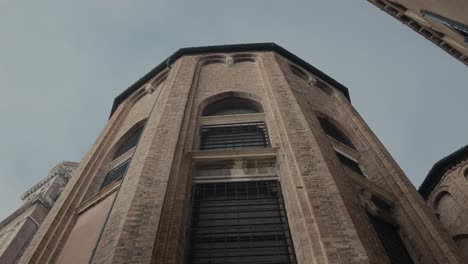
(418, 145, 468, 199)
(109, 42, 351, 117)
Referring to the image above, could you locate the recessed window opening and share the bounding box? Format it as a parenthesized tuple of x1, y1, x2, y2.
(336, 151, 363, 175)
(113, 127, 143, 160)
(203, 97, 262, 116)
(188, 180, 296, 264)
(100, 159, 130, 190)
(200, 122, 270, 150)
(289, 64, 308, 82)
(319, 117, 356, 150)
(368, 214, 415, 264)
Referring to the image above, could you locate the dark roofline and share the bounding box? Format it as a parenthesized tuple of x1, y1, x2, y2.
(109, 42, 351, 117)
(418, 145, 468, 199)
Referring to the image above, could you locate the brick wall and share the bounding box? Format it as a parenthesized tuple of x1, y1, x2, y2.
(19, 48, 465, 264)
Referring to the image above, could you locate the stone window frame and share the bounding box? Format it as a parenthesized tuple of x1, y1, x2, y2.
(195, 96, 271, 151)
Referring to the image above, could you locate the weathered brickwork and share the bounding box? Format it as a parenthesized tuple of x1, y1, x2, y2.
(419, 147, 468, 260)
(19, 43, 465, 264)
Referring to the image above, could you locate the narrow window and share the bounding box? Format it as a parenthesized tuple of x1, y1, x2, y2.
(318, 118, 355, 149)
(188, 180, 296, 264)
(200, 122, 269, 150)
(113, 127, 143, 159)
(100, 159, 130, 190)
(368, 215, 415, 264)
(336, 152, 363, 175)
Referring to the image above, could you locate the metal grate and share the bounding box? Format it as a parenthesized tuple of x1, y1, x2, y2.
(100, 159, 130, 190)
(336, 152, 364, 175)
(318, 118, 355, 149)
(199, 122, 270, 150)
(188, 181, 296, 264)
(369, 215, 415, 264)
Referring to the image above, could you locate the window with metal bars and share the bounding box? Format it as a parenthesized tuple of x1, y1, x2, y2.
(336, 152, 363, 175)
(113, 127, 143, 160)
(318, 118, 355, 149)
(199, 122, 270, 150)
(188, 180, 296, 264)
(368, 215, 415, 264)
(100, 159, 130, 190)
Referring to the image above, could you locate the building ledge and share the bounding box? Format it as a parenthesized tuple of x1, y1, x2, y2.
(76, 181, 119, 215)
(190, 147, 278, 161)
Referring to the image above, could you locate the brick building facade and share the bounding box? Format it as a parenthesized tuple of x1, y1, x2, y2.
(368, 0, 468, 66)
(19, 43, 465, 264)
(419, 145, 468, 260)
(0, 161, 77, 264)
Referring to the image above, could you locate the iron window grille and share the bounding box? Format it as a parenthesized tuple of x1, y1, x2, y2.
(336, 152, 364, 175)
(318, 118, 355, 150)
(368, 215, 415, 264)
(187, 180, 296, 264)
(100, 159, 130, 190)
(199, 121, 270, 150)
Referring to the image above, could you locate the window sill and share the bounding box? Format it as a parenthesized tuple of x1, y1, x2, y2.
(76, 180, 120, 215)
(346, 170, 396, 207)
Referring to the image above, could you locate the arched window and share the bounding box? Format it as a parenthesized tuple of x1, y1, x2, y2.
(434, 192, 462, 231)
(113, 126, 143, 160)
(100, 125, 144, 190)
(199, 96, 269, 150)
(203, 97, 262, 116)
(318, 117, 355, 150)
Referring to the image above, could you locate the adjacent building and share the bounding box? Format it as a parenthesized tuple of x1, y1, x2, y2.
(0, 161, 78, 264)
(419, 145, 468, 260)
(19, 43, 465, 264)
(368, 0, 468, 66)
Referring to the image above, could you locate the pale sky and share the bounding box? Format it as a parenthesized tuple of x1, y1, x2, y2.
(0, 0, 466, 219)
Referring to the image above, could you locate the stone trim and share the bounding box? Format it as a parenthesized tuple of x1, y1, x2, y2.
(76, 183, 119, 215)
(367, 0, 468, 66)
(190, 147, 278, 161)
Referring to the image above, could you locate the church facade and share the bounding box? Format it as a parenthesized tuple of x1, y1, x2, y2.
(19, 43, 464, 264)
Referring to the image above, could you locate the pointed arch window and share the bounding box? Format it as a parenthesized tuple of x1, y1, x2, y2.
(100, 125, 144, 190)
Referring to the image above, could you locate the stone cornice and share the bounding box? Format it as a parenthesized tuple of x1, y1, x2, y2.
(20, 161, 78, 201)
(110, 43, 352, 117)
